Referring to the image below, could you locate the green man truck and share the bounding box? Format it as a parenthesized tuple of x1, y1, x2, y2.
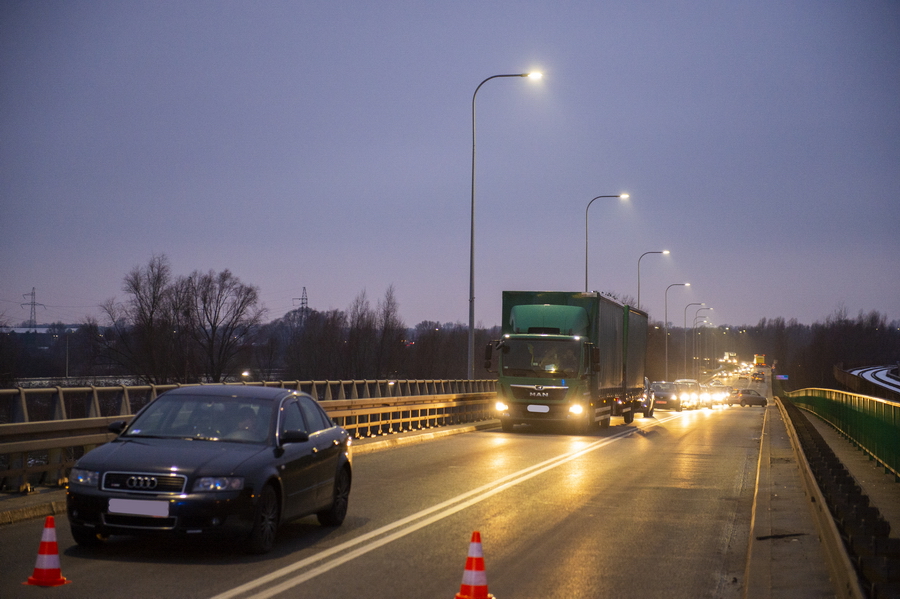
(485, 291, 649, 432)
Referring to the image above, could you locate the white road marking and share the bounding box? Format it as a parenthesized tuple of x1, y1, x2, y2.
(210, 414, 680, 599)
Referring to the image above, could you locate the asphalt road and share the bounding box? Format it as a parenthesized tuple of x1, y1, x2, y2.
(1, 403, 835, 599)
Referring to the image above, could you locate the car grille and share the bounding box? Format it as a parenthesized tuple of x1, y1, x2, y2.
(102, 514, 178, 530)
(102, 471, 188, 495)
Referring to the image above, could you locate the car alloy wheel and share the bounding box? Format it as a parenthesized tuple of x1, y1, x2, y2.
(318, 467, 351, 527)
(248, 484, 279, 554)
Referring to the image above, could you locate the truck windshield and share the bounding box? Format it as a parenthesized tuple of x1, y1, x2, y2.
(501, 338, 581, 378)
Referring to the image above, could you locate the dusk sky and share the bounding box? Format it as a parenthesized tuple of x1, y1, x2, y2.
(2, 1, 898, 332)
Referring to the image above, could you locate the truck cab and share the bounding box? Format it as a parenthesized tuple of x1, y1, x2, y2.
(485, 291, 648, 434)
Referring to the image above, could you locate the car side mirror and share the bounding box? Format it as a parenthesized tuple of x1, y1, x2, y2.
(108, 420, 127, 434)
(280, 430, 310, 445)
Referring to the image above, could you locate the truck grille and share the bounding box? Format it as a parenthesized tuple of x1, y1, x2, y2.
(509, 385, 569, 402)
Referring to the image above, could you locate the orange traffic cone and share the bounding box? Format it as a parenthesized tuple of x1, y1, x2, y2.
(455, 531, 494, 599)
(23, 515, 71, 587)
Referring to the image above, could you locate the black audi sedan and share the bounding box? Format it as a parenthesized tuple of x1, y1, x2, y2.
(66, 385, 352, 553)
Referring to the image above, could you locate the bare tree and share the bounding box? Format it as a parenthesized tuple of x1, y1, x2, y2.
(375, 284, 406, 377)
(183, 269, 265, 382)
(346, 290, 376, 379)
(100, 254, 180, 383)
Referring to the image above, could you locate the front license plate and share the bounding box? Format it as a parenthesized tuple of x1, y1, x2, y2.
(527, 404, 550, 413)
(109, 498, 169, 517)
(657, 400, 667, 404)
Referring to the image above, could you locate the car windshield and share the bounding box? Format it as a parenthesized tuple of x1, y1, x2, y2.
(652, 383, 676, 393)
(501, 338, 582, 378)
(123, 394, 273, 443)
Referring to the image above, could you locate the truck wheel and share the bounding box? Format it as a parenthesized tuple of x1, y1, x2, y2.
(501, 420, 514, 432)
(623, 409, 634, 424)
(600, 417, 610, 430)
(580, 416, 598, 434)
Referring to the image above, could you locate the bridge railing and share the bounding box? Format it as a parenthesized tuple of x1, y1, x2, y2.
(784, 387, 900, 480)
(0, 380, 497, 492)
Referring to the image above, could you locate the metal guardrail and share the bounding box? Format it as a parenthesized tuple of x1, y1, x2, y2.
(0, 379, 497, 492)
(833, 365, 900, 402)
(784, 388, 900, 480)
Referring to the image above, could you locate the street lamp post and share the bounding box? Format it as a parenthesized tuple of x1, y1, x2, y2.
(637, 250, 669, 309)
(584, 194, 629, 292)
(665, 282, 690, 381)
(467, 71, 542, 380)
(683, 302, 704, 378)
(694, 307, 712, 377)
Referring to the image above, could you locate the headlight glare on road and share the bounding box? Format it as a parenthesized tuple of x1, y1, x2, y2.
(193, 476, 244, 492)
(69, 467, 99, 487)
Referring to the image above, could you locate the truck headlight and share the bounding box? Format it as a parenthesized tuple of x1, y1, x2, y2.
(568, 404, 584, 415)
(495, 401, 509, 412)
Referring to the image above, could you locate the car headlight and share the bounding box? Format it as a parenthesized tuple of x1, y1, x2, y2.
(193, 477, 244, 492)
(69, 467, 100, 487)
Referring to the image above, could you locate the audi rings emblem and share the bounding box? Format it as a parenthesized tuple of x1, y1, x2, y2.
(126, 475, 158, 490)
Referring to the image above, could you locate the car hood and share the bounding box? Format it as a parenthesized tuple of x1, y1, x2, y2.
(76, 437, 269, 476)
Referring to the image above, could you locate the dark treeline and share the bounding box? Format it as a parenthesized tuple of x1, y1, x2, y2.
(2, 257, 898, 390)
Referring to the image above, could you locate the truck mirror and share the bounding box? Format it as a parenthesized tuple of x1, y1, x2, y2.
(484, 343, 496, 373)
(591, 346, 600, 367)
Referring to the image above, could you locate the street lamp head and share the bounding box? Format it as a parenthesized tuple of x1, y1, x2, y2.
(619, 193, 630, 199)
(526, 71, 543, 79)
(662, 250, 670, 255)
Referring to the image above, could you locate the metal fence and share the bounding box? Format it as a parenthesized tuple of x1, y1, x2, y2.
(784, 387, 900, 480)
(0, 379, 497, 492)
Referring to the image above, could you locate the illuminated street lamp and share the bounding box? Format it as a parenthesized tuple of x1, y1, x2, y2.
(468, 71, 542, 380)
(665, 282, 690, 380)
(694, 307, 713, 377)
(683, 302, 704, 377)
(584, 194, 629, 292)
(637, 250, 669, 309)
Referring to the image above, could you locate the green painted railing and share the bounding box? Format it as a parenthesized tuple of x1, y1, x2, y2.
(785, 388, 900, 480)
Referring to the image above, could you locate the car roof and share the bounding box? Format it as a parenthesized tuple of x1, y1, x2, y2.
(160, 385, 300, 402)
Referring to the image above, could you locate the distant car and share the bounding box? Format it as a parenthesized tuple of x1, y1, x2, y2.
(751, 372, 764, 382)
(637, 377, 655, 417)
(652, 382, 682, 411)
(67, 385, 352, 554)
(727, 388, 767, 407)
(698, 384, 713, 408)
(674, 379, 701, 409)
